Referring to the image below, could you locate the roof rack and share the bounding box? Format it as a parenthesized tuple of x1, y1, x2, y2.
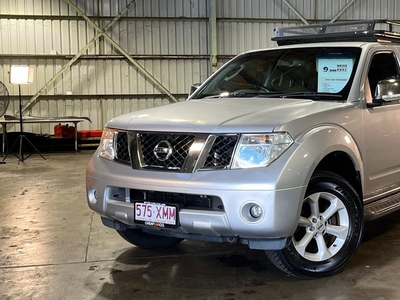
(272, 19, 400, 46)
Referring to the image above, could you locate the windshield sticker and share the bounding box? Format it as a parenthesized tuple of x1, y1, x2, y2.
(317, 58, 354, 93)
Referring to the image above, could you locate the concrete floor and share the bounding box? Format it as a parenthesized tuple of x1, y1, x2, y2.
(1, 151, 400, 300)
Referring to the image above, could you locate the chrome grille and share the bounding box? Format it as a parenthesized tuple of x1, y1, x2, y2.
(204, 135, 239, 168)
(115, 132, 130, 164)
(114, 131, 240, 172)
(139, 133, 195, 170)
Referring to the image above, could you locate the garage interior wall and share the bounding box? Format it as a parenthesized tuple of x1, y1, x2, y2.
(0, 0, 398, 134)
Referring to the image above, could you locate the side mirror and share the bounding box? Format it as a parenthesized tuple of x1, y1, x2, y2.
(189, 83, 201, 96)
(367, 78, 400, 108)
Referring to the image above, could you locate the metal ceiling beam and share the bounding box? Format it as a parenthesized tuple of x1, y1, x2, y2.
(0, 14, 208, 21)
(0, 54, 233, 60)
(281, 0, 309, 25)
(329, 0, 357, 23)
(1, 14, 333, 23)
(20, 0, 137, 115)
(66, 0, 179, 103)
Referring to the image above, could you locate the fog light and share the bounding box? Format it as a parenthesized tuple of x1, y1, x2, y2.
(241, 202, 264, 223)
(88, 187, 97, 205)
(250, 205, 263, 218)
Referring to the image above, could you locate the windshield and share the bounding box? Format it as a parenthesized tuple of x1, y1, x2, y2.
(192, 47, 361, 100)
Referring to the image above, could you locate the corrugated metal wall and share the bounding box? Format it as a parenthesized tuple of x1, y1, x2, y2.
(0, 0, 399, 134)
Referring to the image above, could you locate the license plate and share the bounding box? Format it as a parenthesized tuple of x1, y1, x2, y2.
(134, 202, 178, 228)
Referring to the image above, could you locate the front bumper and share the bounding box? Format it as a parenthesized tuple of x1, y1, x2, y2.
(86, 149, 307, 250)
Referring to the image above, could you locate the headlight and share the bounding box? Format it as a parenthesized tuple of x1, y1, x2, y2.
(98, 127, 117, 160)
(231, 133, 293, 169)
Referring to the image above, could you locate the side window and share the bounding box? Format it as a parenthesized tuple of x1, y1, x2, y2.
(367, 52, 400, 96)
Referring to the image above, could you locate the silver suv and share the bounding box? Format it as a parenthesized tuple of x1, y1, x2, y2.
(86, 20, 400, 279)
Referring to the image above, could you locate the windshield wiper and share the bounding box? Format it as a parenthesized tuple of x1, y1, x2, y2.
(258, 92, 343, 99)
(227, 92, 258, 97)
(199, 92, 258, 99)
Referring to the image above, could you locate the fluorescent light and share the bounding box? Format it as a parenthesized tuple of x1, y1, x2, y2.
(10, 65, 34, 84)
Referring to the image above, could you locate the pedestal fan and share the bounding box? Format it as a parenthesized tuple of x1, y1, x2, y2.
(0, 81, 9, 118)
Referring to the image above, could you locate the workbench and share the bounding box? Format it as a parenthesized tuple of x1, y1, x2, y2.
(0, 116, 92, 154)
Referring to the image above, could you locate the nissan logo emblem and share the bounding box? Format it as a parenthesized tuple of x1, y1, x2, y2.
(153, 140, 173, 161)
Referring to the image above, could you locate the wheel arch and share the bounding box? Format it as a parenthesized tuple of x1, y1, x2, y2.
(290, 125, 364, 200)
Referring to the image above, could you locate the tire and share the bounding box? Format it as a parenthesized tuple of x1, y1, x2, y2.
(266, 171, 363, 279)
(117, 228, 183, 249)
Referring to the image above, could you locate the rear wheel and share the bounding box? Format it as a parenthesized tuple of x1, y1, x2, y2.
(267, 171, 363, 279)
(117, 228, 183, 249)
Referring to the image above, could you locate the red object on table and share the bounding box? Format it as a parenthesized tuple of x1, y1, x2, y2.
(54, 123, 76, 138)
(77, 130, 103, 138)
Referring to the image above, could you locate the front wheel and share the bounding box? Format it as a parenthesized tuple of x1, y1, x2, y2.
(267, 171, 363, 279)
(117, 228, 183, 249)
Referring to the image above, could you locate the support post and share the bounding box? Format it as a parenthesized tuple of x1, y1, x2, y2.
(209, 0, 218, 74)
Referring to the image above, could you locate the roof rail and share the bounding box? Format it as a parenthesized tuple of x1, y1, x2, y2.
(272, 19, 400, 46)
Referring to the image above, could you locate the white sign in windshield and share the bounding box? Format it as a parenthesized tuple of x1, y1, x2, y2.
(317, 58, 354, 93)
